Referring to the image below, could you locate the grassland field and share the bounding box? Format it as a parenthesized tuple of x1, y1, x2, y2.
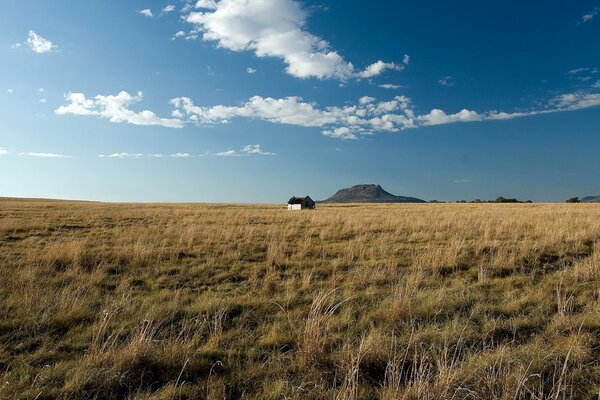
(1, 199, 600, 399)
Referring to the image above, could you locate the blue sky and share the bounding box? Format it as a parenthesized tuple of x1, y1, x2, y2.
(1, 0, 599, 202)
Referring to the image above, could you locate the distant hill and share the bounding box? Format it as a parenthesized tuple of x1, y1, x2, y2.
(320, 184, 427, 203)
(581, 196, 600, 203)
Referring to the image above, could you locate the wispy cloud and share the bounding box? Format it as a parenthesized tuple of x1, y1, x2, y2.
(98, 153, 143, 159)
(170, 152, 191, 158)
(183, 0, 406, 80)
(580, 7, 600, 24)
(216, 144, 275, 157)
(246, 67, 257, 74)
(98, 152, 195, 159)
(438, 76, 454, 86)
(0, 147, 7, 156)
(379, 84, 403, 89)
(215, 149, 238, 157)
(19, 152, 70, 158)
(13, 31, 56, 53)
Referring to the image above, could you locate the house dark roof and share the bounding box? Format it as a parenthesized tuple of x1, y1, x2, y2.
(288, 196, 306, 205)
(288, 196, 314, 205)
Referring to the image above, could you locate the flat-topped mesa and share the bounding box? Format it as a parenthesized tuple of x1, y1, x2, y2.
(320, 184, 427, 203)
(581, 196, 600, 203)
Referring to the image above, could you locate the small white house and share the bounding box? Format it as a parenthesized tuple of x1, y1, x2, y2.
(287, 196, 316, 210)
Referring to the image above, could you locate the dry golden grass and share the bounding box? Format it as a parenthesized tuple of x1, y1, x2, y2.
(1, 199, 599, 399)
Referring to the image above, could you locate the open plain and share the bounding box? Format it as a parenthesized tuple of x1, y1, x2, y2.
(1, 199, 600, 399)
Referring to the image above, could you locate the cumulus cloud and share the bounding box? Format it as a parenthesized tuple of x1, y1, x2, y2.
(216, 144, 275, 156)
(57, 88, 600, 140)
(162, 5, 176, 13)
(55, 91, 183, 128)
(139, 9, 153, 17)
(241, 144, 275, 155)
(13, 31, 57, 53)
(171, 89, 600, 139)
(19, 152, 70, 158)
(196, 0, 218, 9)
(322, 127, 357, 140)
(357, 61, 402, 78)
(184, 0, 405, 80)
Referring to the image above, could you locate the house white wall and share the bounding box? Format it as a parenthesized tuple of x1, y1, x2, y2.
(288, 204, 302, 211)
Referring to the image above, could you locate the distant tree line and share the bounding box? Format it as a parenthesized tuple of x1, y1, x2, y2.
(429, 197, 533, 203)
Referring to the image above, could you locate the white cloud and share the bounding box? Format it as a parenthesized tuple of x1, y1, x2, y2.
(162, 5, 176, 13)
(56, 91, 183, 128)
(58, 88, 600, 140)
(184, 0, 404, 80)
(246, 67, 257, 74)
(14, 31, 56, 53)
(241, 144, 274, 155)
(39, 98, 47, 103)
(581, 7, 599, 23)
(172, 30, 186, 40)
(171, 89, 600, 139)
(196, 0, 218, 9)
(358, 61, 401, 79)
(417, 108, 482, 125)
(379, 84, 402, 90)
(148, 153, 164, 158)
(549, 92, 600, 110)
(6, 89, 14, 94)
(170, 95, 339, 126)
(0, 148, 7, 156)
(139, 9, 153, 17)
(99, 153, 144, 159)
(568, 67, 599, 75)
(170, 152, 191, 158)
(19, 152, 70, 158)
(438, 76, 453, 86)
(216, 144, 275, 156)
(322, 127, 356, 140)
(359, 96, 376, 105)
(215, 149, 238, 157)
